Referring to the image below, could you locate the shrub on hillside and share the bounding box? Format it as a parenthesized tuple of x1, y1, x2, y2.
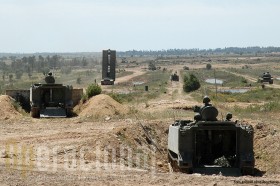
(86, 84, 102, 98)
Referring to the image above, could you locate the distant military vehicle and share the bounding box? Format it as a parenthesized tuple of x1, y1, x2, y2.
(30, 73, 73, 118)
(101, 49, 116, 85)
(168, 96, 255, 175)
(259, 72, 273, 84)
(101, 77, 115, 85)
(171, 73, 179, 81)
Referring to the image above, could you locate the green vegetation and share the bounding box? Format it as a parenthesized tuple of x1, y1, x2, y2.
(206, 63, 212, 70)
(183, 74, 200, 92)
(206, 88, 280, 103)
(76, 77, 81, 84)
(86, 84, 102, 98)
(234, 101, 280, 114)
(148, 61, 156, 70)
(109, 70, 170, 104)
(0, 54, 99, 92)
(108, 93, 127, 103)
(192, 69, 254, 87)
(61, 66, 72, 74)
(228, 67, 280, 85)
(116, 70, 133, 78)
(190, 87, 280, 116)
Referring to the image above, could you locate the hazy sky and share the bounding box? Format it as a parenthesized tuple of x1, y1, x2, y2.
(0, 0, 280, 52)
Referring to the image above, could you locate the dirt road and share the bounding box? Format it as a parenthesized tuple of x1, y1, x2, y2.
(1, 66, 280, 185)
(115, 68, 146, 84)
(222, 70, 280, 89)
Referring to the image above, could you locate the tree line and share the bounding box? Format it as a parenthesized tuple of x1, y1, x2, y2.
(0, 55, 97, 80)
(118, 46, 280, 57)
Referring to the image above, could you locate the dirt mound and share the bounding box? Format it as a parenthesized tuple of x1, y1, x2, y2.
(0, 95, 22, 120)
(79, 120, 169, 172)
(76, 94, 129, 117)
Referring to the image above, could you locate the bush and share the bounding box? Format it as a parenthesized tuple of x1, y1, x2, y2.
(241, 77, 247, 84)
(108, 93, 123, 103)
(76, 77, 81, 84)
(15, 71, 23, 79)
(148, 62, 156, 71)
(183, 66, 189, 70)
(206, 63, 212, 70)
(81, 94, 88, 103)
(183, 74, 200, 92)
(86, 84, 102, 98)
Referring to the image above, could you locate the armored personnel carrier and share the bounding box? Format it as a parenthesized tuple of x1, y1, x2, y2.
(259, 72, 273, 84)
(101, 77, 114, 85)
(30, 73, 73, 118)
(171, 73, 179, 81)
(168, 96, 255, 175)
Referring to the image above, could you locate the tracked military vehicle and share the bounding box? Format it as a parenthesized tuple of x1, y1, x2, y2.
(171, 73, 179, 81)
(168, 96, 254, 175)
(259, 72, 273, 84)
(30, 73, 73, 118)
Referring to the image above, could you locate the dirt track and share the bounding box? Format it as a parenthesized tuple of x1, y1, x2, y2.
(115, 68, 146, 84)
(1, 113, 280, 185)
(1, 66, 280, 185)
(222, 70, 280, 89)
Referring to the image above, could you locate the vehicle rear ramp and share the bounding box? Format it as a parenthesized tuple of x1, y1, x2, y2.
(40, 107, 67, 118)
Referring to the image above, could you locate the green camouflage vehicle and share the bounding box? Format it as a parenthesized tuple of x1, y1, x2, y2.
(170, 73, 179, 81)
(30, 73, 73, 118)
(259, 72, 273, 84)
(168, 96, 255, 175)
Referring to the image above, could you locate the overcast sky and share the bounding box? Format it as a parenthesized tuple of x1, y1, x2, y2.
(0, 0, 279, 53)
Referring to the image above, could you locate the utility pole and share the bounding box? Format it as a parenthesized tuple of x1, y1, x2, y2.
(214, 69, 217, 97)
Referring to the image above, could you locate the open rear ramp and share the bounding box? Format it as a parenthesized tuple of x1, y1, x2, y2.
(194, 167, 241, 176)
(40, 107, 67, 118)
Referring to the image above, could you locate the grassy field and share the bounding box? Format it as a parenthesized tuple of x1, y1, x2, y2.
(188, 69, 251, 87)
(0, 68, 100, 91)
(109, 70, 170, 104)
(2, 54, 280, 178)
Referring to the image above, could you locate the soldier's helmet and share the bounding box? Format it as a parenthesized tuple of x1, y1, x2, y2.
(203, 96, 211, 104)
(226, 112, 233, 121)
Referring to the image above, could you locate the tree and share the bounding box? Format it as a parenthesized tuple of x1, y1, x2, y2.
(206, 63, 212, 70)
(28, 56, 36, 72)
(42, 68, 50, 76)
(8, 74, 13, 83)
(76, 77, 81, 84)
(61, 67, 72, 74)
(82, 57, 88, 67)
(37, 55, 45, 72)
(15, 70, 23, 79)
(183, 74, 200, 92)
(148, 62, 156, 71)
(50, 55, 59, 69)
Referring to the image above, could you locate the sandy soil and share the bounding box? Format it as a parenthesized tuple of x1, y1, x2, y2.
(1, 117, 280, 186)
(1, 64, 280, 185)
